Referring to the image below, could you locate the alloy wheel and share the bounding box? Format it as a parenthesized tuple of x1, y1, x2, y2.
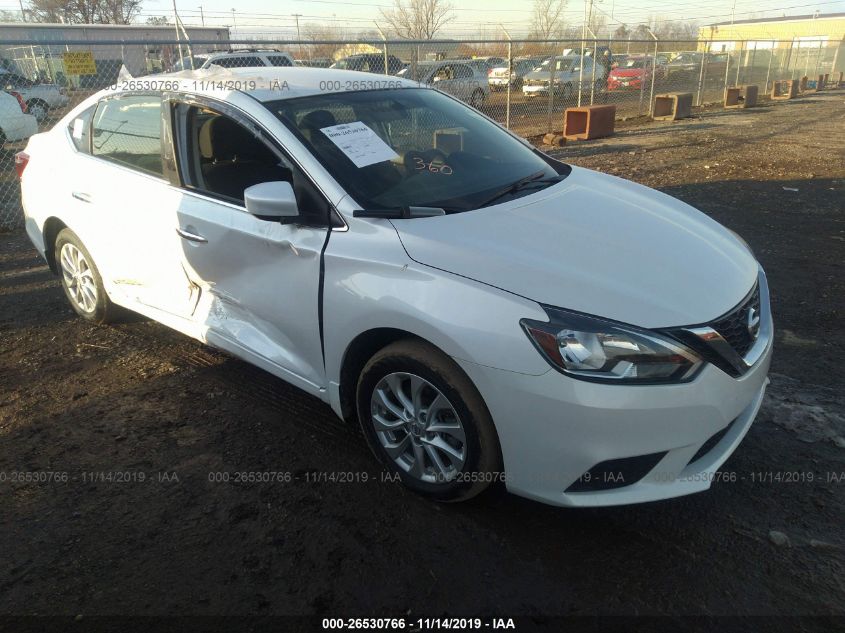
(60, 243, 97, 313)
(370, 372, 467, 484)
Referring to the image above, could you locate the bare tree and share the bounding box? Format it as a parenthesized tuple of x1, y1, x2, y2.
(378, 0, 454, 40)
(530, 0, 567, 40)
(27, 0, 141, 24)
(304, 23, 344, 60)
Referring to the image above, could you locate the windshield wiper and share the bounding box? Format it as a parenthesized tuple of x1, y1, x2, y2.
(353, 206, 447, 219)
(475, 171, 564, 209)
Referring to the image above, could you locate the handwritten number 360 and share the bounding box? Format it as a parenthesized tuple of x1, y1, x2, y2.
(413, 157, 453, 175)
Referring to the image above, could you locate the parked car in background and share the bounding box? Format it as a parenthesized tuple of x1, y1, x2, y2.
(330, 54, 404, 76)
(488, 57, 547, 91)
(397, 61, 489, 107)
(295, 58, 333, 68)
(607, 56, 664, 91)
(464, 57, 505, 77)
(171, 50, 295, 72)
(0, 90, 37, 143)
(522, 55, 600, 99)
(18, 66, 773, 507)
(664, 51, 729, 82)
(0, 70, 69, 122)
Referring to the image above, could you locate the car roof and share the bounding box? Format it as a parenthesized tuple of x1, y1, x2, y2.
(106, 66, 419, 102)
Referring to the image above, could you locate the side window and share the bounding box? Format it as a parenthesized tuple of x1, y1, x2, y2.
(177, 104, 330, 224)
(213, 56, 262, 68)
(454, 65, 473, 79)
(268, 55, 292, 67)
(91, 95, 163, 176)
(67, 105, 95, 153)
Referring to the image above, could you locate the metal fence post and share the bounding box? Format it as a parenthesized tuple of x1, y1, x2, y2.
(648, 30, 658, 117)
(578, 36, 585, 107)
(546, 42, 561, 133)
(735, 40, 743, 86)
(764, 41, 774, 92)
(723, 45, 732, 95)
(506, 40, 512, 129)
(696, 40, 709, 106)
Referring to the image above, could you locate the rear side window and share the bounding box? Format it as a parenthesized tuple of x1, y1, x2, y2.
(68, 105, 95, 153)
(212, 56, 263, 68)
(91, 95, 163, 176)
(267, 55, 292, 67)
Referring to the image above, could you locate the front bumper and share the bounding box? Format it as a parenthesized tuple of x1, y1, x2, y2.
(523, 84, 551, 96)
(455, 327, 773, 507)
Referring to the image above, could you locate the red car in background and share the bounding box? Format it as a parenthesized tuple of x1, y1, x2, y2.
(607, 56, 665, 91)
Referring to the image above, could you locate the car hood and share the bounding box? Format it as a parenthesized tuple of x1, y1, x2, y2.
(390, 166, 758, 329)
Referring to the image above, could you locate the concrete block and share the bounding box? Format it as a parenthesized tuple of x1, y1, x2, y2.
(724, 85, 759, 109)
(799, 76, 808, 92)
(652, 92, 693, 121)
(771, 80, 798, 100)
(542, 133, 566, 146)
(563, 104, 615, 140)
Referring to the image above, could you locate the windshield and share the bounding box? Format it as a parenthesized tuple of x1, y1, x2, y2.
(621, 59, 646, 69)
(265, 88, 565, 212)
(539, 58, 576, 73)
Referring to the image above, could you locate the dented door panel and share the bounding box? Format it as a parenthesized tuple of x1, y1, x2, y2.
(176, 192, 328, 389)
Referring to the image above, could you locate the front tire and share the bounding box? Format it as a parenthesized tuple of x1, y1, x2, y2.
(469, 88, 485, 108)
(54, 228, 119, 324)
(356, 340, 502, 502)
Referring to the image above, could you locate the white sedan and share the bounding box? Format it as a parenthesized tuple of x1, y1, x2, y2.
(18, 67, 772, 507)
(0, 90, 38, 143)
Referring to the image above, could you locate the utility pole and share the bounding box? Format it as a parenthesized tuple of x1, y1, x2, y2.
(293, 13, 303, 59)
(172, 0, 185, 70)
(198, 5, 205, 26)
(231, 8, 237, 38)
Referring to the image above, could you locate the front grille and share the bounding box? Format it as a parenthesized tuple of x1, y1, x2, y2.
(711, 283, 760, 357)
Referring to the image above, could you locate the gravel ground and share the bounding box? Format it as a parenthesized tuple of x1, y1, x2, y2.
(0, 90, 843, 630)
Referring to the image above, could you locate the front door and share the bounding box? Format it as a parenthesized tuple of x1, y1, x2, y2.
(169, 101, 330, 393)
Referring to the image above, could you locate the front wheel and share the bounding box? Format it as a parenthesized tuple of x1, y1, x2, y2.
(356, 340, 502, 502)
(55, 228, 120, 324)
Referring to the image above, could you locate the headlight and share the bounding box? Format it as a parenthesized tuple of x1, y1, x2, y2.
(521, 307, 703, 384)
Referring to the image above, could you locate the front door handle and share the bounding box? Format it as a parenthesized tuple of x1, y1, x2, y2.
(72, 191, 92, 203)
(176, 227, 208, 244)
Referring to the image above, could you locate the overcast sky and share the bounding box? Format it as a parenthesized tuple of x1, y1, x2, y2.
(136, 0, 845, 37)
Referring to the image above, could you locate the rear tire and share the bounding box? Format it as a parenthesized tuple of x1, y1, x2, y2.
(356, 339, 502, 502)
(54, 228, 119, 324)
(26, 99, 49, 122)
(470, 88, 485, 108)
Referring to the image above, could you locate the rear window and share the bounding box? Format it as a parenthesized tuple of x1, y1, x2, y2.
(212, 56, 263, 68)
(267, 55, 293, 67)
(91, 96, 163, 176)
(67, 105, 95, 153)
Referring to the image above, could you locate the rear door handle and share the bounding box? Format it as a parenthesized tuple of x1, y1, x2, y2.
(72, 191, 92, 203)
(176, 227, 208, 243)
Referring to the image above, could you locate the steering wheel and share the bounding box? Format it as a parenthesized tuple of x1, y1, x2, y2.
(404, 149, 448, 175)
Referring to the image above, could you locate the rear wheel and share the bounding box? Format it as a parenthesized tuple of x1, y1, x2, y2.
(54, 228, 119, 324)
(26, 99, 49, 122)
(469, 88, 485, 108)
(356, 340, 502, 502)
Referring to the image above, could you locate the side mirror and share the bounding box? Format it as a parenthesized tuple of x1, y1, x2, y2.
(244, 181, 299, 221)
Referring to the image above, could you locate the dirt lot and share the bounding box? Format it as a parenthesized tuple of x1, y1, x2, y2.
(1, 91, 844, 630)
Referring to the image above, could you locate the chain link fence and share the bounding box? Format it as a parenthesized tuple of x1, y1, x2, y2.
(1, 35, 842, 228)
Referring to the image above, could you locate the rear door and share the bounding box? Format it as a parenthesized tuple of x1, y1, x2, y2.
(83, 93, 192, 315)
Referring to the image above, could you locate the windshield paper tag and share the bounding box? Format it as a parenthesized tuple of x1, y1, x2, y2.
(319, 121, 399, 168)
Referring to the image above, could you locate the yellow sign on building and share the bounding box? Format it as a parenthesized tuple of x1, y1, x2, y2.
(62, 51, 97, 75)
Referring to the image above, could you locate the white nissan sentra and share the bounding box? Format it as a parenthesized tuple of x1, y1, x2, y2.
(18, 67, 772, 507)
